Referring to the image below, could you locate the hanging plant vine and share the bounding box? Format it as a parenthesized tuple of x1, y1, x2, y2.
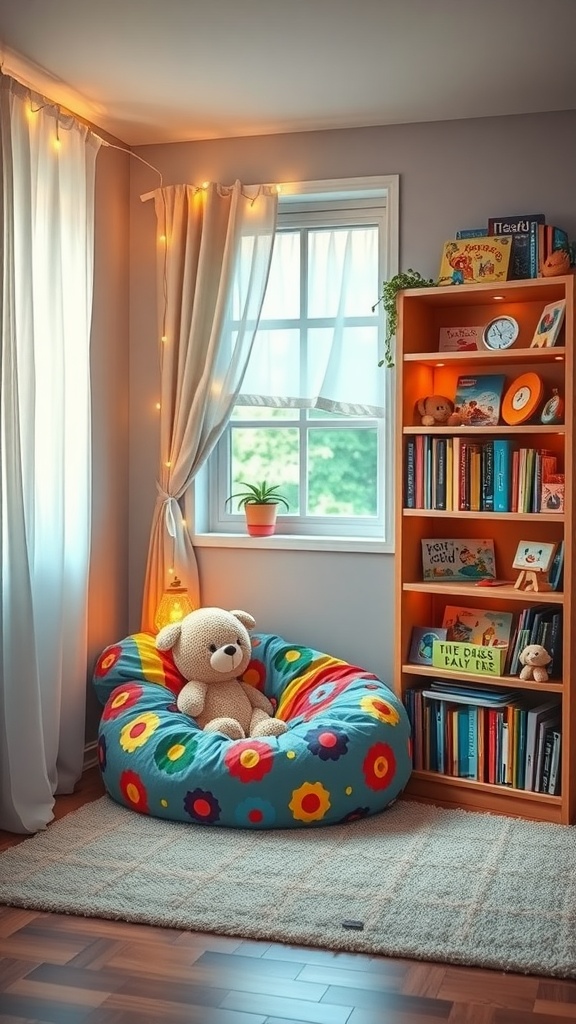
(373, 269, 437, 368)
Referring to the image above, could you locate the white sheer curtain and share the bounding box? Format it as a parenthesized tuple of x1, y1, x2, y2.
(141, 181, 277, 632)
(0, 73, 101, 833)
(238, 222, 384, 415)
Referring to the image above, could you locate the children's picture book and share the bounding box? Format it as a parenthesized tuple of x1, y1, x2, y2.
(540, 478, 565, 513)
(488, 215, 545, 280)
(512, 540, 557, 573)
(453, 373, 506, 426)
(488, 214, 545, 235)
(421, 538, 496, 582)
(438, 236, 512, 286)
(530, 299, 566, 348)
(441, 604, 514, 649)
(438, 325, 482, 351)
(408, 626, 448, 666)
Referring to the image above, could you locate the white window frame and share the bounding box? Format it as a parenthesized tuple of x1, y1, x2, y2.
(192, 174, 399, 554)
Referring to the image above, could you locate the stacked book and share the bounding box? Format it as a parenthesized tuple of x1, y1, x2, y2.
(404, 683, 561, 794)
(455, 214, 570, 279)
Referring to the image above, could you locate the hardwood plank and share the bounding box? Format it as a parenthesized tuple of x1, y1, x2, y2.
(219, 989, 352, 1023)
(322, 984, 452, 1017)
(437, 966, 539, 1010)
(0, 991, 92, 1023)
(400, 963, 447, 998)
(347, 1007, 453, 1024)
(447, 1004, 494, 1024)
(199, 950, 305, 979)
(98, 990, 266, 1023)
(261, 942, 376, 970)
(299, 961, 406, 991)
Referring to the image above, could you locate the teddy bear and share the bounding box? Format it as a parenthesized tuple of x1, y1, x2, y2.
(518, 644, 552, 683)
(155, 606, 288, 740)
(541, 248, 571, 278)
(416, 395, 462, 427)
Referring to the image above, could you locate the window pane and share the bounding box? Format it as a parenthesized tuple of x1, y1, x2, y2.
(232, 407, 295, 421)
(239, 329, 301, 398)
(260, 230, 300, 319)
(308, 428, 378, 516)
(231, 426, 300, 513)
(308, 226, 378, 318)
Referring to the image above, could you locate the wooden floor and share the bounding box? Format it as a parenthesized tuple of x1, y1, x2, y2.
(1, 770, 575, 1023)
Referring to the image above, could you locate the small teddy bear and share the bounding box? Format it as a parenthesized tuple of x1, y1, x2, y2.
(156, 607, 288, 740)
(416, 395, 462, 427)
(518, 644, 552, 683)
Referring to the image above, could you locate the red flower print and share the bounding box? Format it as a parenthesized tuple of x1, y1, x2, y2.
(101, 683, 143, 721)
(363, 742, 396, 790)
(184, 788, 221, 823)
(94, 644, 122, 677)
(224, 740, 274, 783)
(119, 770, 149, 814)
(305, 726, 349, 761)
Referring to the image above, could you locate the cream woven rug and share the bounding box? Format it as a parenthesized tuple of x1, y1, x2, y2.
(1, 795, 575, 978)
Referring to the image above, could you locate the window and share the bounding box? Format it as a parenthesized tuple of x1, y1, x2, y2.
(205, 175, 398, 549)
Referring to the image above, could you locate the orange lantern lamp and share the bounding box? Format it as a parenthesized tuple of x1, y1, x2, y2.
(154, 577, 195, 632)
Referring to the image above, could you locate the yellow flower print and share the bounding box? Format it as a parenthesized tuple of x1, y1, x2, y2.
(120, 711, 160, 752)
(289, 781, 331, 823)
(360, 694, 400, 725)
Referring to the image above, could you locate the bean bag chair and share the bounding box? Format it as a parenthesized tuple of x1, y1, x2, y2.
(93, 631, 412, 829)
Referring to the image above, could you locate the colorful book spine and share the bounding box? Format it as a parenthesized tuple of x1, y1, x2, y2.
(435, 438, 447, 510)
(548, 730, 562, 795)
(455, 227, 489, 239)
(405, 438, 416, 508)
(493, 439, 512, 512)
(481, 441, 494, 511)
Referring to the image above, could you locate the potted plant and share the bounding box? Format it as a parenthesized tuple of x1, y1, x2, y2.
(373, 268, 436, 368)
(225, 480, 290, 537)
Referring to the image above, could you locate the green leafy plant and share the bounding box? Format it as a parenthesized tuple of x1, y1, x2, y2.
(373, 268, 437, 368)
(225, 480, 290, 511)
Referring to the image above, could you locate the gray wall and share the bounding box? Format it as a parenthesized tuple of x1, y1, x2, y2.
(127, 111, 576, 683)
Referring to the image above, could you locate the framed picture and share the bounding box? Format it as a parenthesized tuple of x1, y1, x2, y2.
(408, 626, 448, 665)
(512, 540, 557, 573)
(530, 299, 566, 348)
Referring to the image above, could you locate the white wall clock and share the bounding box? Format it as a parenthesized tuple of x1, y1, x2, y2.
(482, 315, 520, 350)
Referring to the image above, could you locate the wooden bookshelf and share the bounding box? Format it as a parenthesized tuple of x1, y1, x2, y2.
(394, 274, 574, 824)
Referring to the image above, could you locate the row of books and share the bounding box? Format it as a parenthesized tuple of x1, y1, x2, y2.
(455, 214, 570, 280)
(405, 436, 563, 514)
(404, 684, 562, 794)
(508, 601, 563, 677)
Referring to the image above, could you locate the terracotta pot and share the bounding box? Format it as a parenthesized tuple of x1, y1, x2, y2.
(244, 503, 279, 537)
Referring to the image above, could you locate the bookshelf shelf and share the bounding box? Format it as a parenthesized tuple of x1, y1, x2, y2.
(404, 510, 564, 522)
(401, 664, 563, 692)
(402, 582, 564, 603)
(404, 424, 565, 435)
(394, 275, 574, 823)
(404, 346, 566, 368)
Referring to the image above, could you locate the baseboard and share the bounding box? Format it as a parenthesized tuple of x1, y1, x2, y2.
(83, 741, 98, 772)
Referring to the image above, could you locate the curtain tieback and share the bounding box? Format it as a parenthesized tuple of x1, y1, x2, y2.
(157, 489, 180, 538)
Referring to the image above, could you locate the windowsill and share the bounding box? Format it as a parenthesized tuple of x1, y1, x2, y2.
(193, 532, 393, 554)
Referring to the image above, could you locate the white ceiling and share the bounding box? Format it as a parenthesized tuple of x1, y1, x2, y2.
(1, 0, 576, 147)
